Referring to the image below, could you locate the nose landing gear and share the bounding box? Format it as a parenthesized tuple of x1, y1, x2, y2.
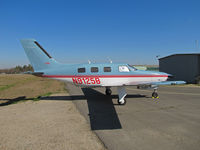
(152, 88, 159, 99)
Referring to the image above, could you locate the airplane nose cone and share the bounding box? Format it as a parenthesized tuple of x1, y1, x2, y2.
(167, 74, 174, 79)
(158, 72, 173, 78)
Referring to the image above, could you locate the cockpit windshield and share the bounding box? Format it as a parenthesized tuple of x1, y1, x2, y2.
(128, 64, 137, 71)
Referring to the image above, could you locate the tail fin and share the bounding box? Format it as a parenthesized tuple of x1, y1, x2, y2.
(20, 39, 60, 71)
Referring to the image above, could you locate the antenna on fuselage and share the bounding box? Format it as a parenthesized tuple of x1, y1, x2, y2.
(107, 57, 113, 63)
(88, 60, 91, 64)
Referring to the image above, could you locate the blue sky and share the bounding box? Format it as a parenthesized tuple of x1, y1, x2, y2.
(0, 0, 200, 68)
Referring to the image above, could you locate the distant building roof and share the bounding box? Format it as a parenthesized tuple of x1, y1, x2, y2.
(159, 53, 200, 60)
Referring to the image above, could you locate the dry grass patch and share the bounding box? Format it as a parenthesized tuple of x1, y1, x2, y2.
(0, 74, 66, 105)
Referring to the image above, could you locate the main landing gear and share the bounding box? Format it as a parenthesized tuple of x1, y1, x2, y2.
(105, 87, 127, 105)
(105, 88, 112, 96)
(117, 86, 127, 105)
(152, 88, 159, 99)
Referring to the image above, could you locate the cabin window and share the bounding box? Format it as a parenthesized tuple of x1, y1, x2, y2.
(78, 68, 85, 73)
(104, 67, 111, 72)
(119, 66, 130, 72)
(91, 67, 98, 73)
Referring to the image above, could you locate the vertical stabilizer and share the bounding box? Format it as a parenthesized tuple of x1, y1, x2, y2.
(20, 39, 60, 71)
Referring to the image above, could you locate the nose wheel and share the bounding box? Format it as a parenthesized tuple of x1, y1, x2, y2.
(152, 88, 159, 99)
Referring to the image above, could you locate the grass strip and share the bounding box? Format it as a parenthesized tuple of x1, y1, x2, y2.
(0, 92, 53, 106)
(0, 84, 16, 91)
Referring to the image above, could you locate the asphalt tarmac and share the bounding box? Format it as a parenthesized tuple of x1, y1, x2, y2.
(66, 83, 200, 150)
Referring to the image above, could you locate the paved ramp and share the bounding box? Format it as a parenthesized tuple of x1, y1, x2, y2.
(66, 83, 200, 150)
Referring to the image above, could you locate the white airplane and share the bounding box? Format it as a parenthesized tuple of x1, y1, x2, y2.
(21, 39, 186, 105)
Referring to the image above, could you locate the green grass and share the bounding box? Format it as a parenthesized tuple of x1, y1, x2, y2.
(0, 76, 38, 92)
(0, 84, 16, 91)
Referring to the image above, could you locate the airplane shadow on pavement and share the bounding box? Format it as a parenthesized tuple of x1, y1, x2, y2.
(82, 88, 122, 130)
(0, 88, 146, 130)
(80, 88, 146, 130)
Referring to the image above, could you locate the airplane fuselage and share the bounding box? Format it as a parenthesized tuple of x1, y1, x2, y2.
(41, 63, 169, 87)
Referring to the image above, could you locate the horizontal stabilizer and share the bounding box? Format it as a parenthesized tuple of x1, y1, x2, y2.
(23, 71, 44, 77)
(23, 71, 33, 74)
(32, 72, 44, 77)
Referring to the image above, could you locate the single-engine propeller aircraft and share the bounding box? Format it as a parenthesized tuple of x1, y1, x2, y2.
(21, 39, 186, 105)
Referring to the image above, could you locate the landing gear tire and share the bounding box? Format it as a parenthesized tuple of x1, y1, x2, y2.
(118, 98, 126, 105)
(105, 89, 112, 95)
(152, 92, 159, 99)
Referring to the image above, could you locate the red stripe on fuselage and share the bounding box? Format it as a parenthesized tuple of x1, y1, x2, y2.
(42, 75, 168, 78)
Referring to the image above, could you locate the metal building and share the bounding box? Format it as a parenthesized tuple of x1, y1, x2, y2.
(159, 53, 200, 83)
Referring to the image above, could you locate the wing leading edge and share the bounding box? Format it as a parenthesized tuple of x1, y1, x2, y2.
(151, 81, 186, 85)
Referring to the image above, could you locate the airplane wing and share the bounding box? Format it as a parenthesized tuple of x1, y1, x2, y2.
(137, 81, 186, 89)
(151, 81, 186, 85)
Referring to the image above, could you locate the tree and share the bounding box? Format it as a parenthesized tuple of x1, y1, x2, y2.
(0, 64, 34, 74)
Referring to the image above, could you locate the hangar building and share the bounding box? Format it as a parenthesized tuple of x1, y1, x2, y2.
(159, 53, 200, 83)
